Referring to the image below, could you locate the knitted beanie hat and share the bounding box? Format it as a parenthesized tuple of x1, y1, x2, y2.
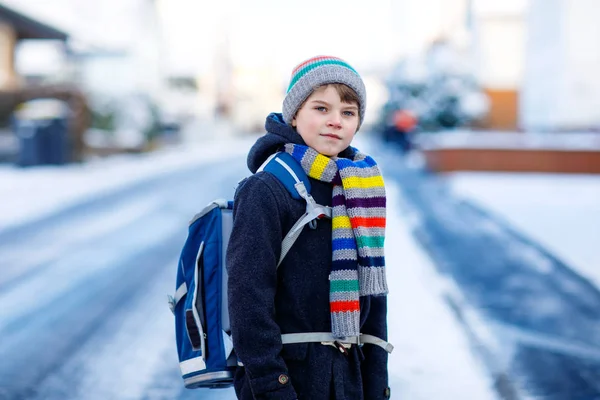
(282, 56, 367, 129)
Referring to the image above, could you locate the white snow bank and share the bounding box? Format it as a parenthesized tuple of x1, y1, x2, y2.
(385, 182, 496, 399)
(0, 137, 255, 233)
(448, 172, 600, 289)
(415, 130, 600, 151)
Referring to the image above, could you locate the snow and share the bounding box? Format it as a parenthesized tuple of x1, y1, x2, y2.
(415, 130, 600, 150)
(0, 136, 499, 398)
(2, 132, 599, 397)
(0, 136, 254, 233)
(448, 171, 600, 289)
(385, 183, 496, 398)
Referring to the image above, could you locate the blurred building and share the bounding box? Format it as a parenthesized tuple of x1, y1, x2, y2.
(0, 0, 180, 158)
(69, 0, 167, 150)
(470, 0, 526, 130)
(0, 3, 70, 122)
(389, 0, 518, 130)
(521, 0, 600, 131)
(469, 0, 600, 131)
(0, 4, 87, 162)
(404, 0, 600, 131)
(71, 1, 165, 102)
(0, 4, 69, 91)
(412, 0, 600, 174)
(391, 0, 600, 175)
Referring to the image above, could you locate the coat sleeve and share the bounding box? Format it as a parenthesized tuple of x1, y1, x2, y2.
(361, 295, 391, 399)
(226, 175, 298, 400)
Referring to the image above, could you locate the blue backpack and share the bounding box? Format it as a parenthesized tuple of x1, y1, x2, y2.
(168, 152, 394, 389)
(167, 152, 331, 389)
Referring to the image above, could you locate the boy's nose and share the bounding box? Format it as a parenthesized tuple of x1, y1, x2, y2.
(327, 115, 342, 129)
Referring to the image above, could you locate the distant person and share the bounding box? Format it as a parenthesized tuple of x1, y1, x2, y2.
(392, 109, 416, 152)
(227, 56, 391, 399)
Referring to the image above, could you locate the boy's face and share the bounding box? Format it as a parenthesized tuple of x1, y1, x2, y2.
(292, 85, 359, 157)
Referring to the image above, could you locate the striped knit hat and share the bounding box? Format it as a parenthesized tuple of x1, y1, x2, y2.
(282, 56, 367, 129)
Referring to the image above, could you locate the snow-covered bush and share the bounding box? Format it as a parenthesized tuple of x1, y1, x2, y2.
(380, 40, 490, 133)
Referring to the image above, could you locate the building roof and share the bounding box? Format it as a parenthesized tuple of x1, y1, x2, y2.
(0, 4, 68, 40)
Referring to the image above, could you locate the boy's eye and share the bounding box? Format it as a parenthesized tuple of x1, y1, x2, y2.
(343, 111, 356, 116)
(315, 106, 327, 112)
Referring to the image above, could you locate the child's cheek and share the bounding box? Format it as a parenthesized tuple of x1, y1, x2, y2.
(306, 119, 320, 133)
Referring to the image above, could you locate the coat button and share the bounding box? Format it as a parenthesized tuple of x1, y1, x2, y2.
(278, 374, 289, 385)
(384, 386, 391, 398)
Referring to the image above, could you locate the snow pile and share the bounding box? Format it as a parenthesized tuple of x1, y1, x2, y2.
(415, 130, 600, 151)
(0, 137, 254, 232)
(385, 183, 496, 399)
(449, 172, 600, 288)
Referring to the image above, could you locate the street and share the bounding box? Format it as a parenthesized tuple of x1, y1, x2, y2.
(0, 139, 598, 399)
(0, 156, 246, 400)
(376, 148, 600, 400)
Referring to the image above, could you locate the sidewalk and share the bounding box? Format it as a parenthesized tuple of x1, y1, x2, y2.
(374, 144, 600, 399)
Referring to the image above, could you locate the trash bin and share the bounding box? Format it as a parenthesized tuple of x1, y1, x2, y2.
(12, 99, 71, 167)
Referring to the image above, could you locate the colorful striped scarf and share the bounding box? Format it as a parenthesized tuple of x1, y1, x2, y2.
(284, 144, 388, 338)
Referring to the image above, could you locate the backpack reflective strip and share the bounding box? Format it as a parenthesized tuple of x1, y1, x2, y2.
(173, 282, 187, 306)
(191, 242, 206, 358)
(256, 152, 279, 173)
(179, 356, 207, 376)
(274, 157, 301, 184)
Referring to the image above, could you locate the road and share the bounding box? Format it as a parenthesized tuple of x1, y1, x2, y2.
(0, 156, 246, 400)
(375, 145, 600, 400)
(0, 141, 599, 400)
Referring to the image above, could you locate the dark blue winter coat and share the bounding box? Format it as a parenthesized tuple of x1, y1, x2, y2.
(226, 113, 389, 400)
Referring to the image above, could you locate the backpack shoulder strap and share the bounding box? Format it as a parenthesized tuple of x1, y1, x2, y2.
(257, 152, 311, 200)
(257, 152, 332, 266)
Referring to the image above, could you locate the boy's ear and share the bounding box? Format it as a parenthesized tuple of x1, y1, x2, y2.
(292, 117, 297, 127)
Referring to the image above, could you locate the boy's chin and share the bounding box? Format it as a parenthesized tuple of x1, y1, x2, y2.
(316, 147, 343, 157)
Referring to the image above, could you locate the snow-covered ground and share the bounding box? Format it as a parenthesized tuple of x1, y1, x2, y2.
(415, 130, 600, 151)
(385, 183, 496, 398)
(0, 135, 500, 398)
(0, 136, 254, 233)
(3, 131, 600, 398)
(448, 172, 600, 290)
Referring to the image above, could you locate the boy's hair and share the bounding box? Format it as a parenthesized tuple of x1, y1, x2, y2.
(282, 56, 367, 129)
(294, 83, 361, 121)
(322, 83, 361, 106)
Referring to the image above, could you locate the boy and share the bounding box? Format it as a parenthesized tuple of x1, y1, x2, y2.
(227, 56, 390, 400)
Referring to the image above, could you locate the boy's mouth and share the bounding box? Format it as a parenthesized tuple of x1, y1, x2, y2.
(320, 133, 342, 140)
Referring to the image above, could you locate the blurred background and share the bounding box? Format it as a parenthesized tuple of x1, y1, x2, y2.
(1, 0, 598, 159)
(0, 0, 599, 399)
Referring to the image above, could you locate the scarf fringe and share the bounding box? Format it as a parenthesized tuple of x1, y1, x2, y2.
(359, 266, 389, 296)
(331, 311, 361, 338)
